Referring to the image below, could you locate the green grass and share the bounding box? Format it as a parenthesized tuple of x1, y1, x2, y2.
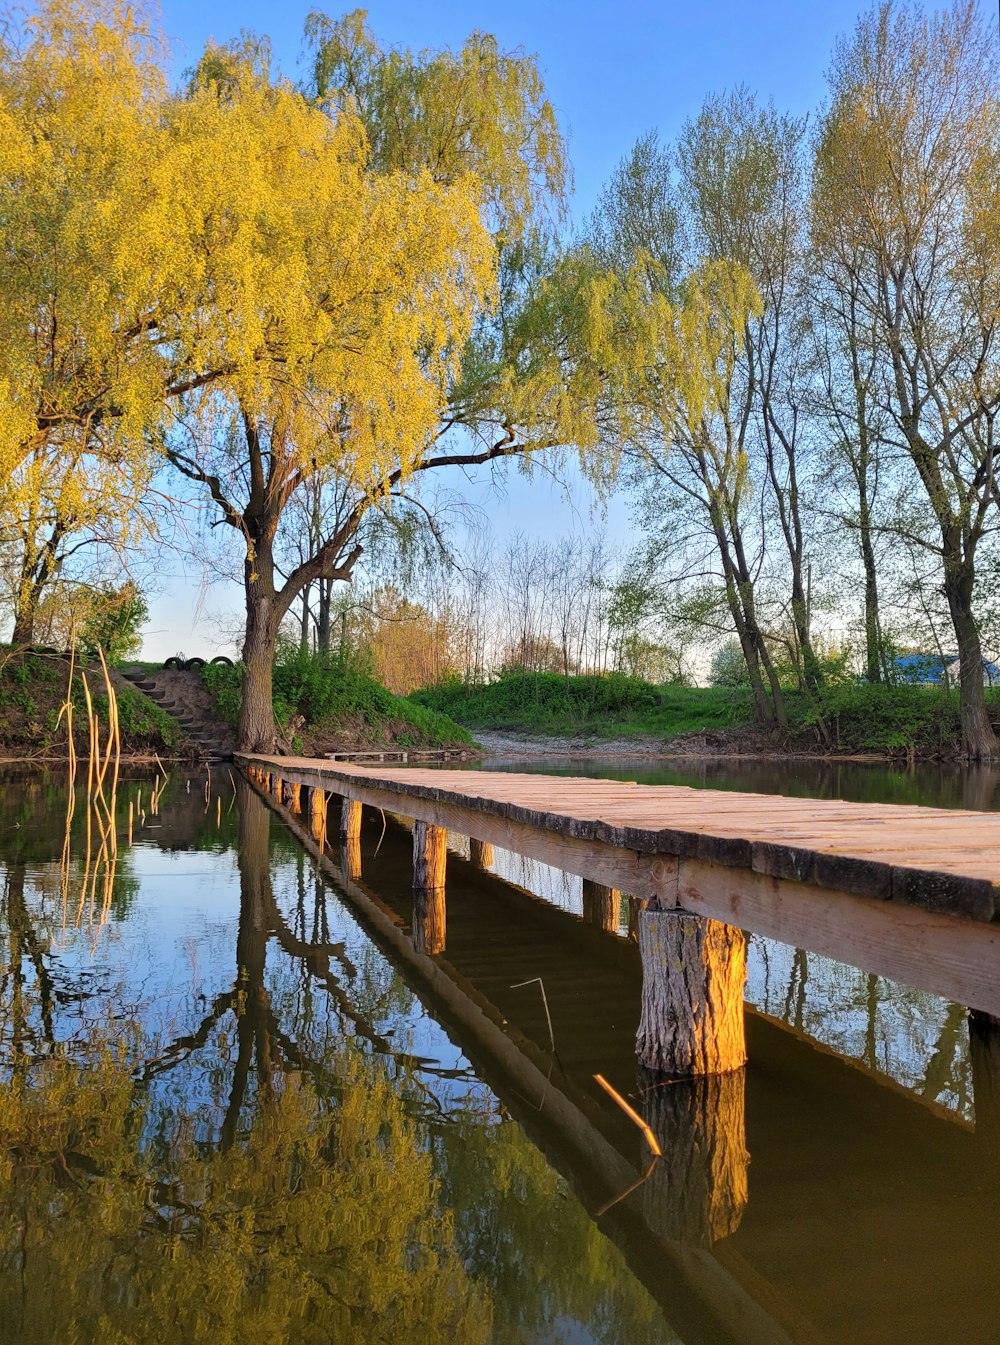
(410, 672, 751, 737)
(203, 650, 472, 748)
(0, 650, 178, 754)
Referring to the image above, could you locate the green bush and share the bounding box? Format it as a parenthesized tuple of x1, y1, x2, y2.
(203, 649, 471, 747)
(798, 682, 962, 752)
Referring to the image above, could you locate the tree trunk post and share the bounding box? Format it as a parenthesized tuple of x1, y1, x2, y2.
(339, 798, 362, 881)
(627, 894, 647, 943)
(412, 820, 447, 954)
(969, 1010, 1000, 1162)
(636, 910, 747, 1076)
(469, 837, 493, 869)
(309, 788, 327, 847)
(340, 798, 361, 842)
(271, 772, 282, 802)
(289, 782, 301, 815)
(641, 1069, 749, 1247)
(582, 879, 619, 932)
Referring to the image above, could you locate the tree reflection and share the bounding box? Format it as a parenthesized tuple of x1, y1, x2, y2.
(0, 774, 687, 1345)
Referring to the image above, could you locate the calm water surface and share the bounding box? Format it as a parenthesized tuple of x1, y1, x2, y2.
(0, 759, 997, 1344)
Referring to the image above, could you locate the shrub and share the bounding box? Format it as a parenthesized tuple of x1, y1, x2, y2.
(203, 649, 470, 746)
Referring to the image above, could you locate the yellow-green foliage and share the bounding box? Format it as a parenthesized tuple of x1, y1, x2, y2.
(0, 1035, 491, 1344)
(0, 0, 500, 522)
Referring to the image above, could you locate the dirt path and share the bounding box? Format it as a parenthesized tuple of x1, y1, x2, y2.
(473, 730, 671, 759)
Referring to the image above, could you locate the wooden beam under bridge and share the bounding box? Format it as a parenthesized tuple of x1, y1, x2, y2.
(238, 756, 1000, 1042)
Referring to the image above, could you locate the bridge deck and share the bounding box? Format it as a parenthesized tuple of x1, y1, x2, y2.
(237, 755, 1000, 1014)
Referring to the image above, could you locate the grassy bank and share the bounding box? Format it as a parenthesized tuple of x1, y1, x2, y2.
(0, 649, 178, 757)
(411, 671, 991, 757)
(411, 673, 749, 738)
(202, 650, 472, 752)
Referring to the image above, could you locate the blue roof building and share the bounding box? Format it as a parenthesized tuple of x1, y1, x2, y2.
(893, 653, 1000, 686)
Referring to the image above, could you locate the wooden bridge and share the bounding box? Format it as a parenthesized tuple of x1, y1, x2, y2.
(237, 754, 1000, 1074)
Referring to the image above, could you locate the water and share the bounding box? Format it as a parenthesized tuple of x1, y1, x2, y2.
(1, 761, 998, 1343)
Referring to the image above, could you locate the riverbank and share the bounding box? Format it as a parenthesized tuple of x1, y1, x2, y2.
(415, 672, 990, 762)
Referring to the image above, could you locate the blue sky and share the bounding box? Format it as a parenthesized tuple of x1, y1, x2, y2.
(145, 0, 878, 658)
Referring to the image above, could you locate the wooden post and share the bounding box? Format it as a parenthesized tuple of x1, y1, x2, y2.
(289, 782, 301, 815)
(627, 894, 647, 944)
(263, 771, 271, 794)
(309, 787, 327, 847)
(412, 820, 447, 954)
(969, 1010, 1000, 1160)
(340, 797, 361, 842)
(272, 772, 282, 801)
(339, 798, 362, 881)
(582, 879, 619, 933)
(637, 910, 746, 1076)
(641, 1069, 749, 1247)
(469, 837, 494, 869)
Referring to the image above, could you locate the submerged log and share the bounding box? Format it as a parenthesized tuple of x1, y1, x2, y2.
(636, 910, 747, 1076)
(641, 1068, 749, 1247)
(413, 820, 447, 954)
(582, 879, 619, 932)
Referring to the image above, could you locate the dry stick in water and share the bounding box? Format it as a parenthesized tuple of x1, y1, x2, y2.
(56, 641, 78, 931)
(593, 1074, 662, 1157)
(510, 977, 557, 1057)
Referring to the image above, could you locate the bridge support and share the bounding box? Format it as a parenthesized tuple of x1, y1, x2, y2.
(637, 910, 747, 1076)
(642, 1070, 749, 1247)
(469, 837, 493, 870)
(413, 820, 447, 954)
(309, 788, 327, 847)
(288, 781, 301, 815)
(340, 799, 362, 880)
(582, 879, 619, 933)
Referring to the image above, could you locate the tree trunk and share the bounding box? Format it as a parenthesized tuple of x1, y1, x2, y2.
(943, 554, 999, 760)
(636, 910, 747, 1076)
(317, 578, 332, 657)
(240, 541, 281, 753)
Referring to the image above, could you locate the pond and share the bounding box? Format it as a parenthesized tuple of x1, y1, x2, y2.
(0, 760, 997, 1344)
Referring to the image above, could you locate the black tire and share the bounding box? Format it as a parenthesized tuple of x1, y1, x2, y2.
(209, 655, 234, 667)
(163, 656, 184, 670)
(185, 657, 206, 671)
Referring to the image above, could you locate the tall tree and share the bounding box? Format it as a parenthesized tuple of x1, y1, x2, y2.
(590, 134, 788, 728)
(814, 0, 1000, 757)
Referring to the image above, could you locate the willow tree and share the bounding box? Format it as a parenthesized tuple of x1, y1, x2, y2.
(162, 16, 648, 752)
(0, 1, 228, 549)
(814, 0, 1000, 758)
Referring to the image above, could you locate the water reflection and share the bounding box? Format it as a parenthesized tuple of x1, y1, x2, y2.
(0, 772, 678, 1345)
